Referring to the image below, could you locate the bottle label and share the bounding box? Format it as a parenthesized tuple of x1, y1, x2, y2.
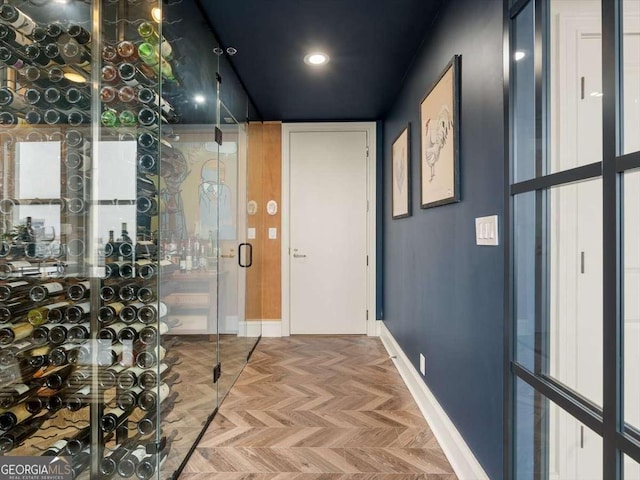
(76, 385, 91, 396)
(51, 440, 68, 452)
(12, 322, 34, 340)
(158, 383, 170, 403)
(44, 283, 64, 294)
(74, 302, 91, 313)
(9, 261, 32, 269)
(7, 281, 29, 288)
(130, 447, 147, 462)
(46, 301, 71, 311)
(11, 340, 31, 350)
(9, 383, 30, 395)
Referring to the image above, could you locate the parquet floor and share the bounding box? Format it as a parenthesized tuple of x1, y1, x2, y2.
(179, 336, 457, 480)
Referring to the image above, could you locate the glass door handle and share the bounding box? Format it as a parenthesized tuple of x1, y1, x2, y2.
(238, 243, 253, 268)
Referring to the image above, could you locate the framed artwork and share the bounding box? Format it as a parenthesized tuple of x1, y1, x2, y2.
(420, 54, 461, 209)
(392, 125, 411, 219)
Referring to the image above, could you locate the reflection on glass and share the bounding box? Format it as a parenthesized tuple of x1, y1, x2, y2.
(625, 170, 640, 428)
(513, 2, 536, 183)
(549, 178, 603, 406)
(549, 1, 602, 172)
(514, 192, 536, 370)
(515, 378, 603, 480)
(623, 1, 640, 155)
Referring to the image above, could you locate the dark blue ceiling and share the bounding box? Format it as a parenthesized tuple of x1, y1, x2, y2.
(199, 0, 444, 121)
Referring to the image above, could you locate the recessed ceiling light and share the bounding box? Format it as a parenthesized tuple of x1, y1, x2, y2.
(514, 51, 526, 61)
(194, 94, 206, 104)
(304, 52, 329, 66)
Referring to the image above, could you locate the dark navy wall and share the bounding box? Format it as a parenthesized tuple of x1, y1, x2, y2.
(382, 0, 505, 478)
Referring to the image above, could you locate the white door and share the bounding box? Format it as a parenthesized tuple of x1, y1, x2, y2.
(289, 130, 368, 334)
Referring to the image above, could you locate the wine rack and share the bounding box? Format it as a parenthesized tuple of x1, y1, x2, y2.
(0, 1, 181, 479)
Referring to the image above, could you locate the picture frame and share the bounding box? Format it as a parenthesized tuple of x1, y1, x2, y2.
(420, 54, 461, 209)
(392, 124, 411, 219)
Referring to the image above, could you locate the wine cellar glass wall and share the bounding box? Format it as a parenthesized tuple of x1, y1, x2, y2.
(0, 0, 227, 478)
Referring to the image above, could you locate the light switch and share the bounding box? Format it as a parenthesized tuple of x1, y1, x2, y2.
(475, 215, 499, 246)
(268, 228, 277, 240)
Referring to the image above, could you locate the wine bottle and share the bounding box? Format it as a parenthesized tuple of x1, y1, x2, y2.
(100, 406, 133, 433)
(116, 365, 146, 390)
(67, 368, 91, 389)
(0, 280, 32, 301)
(23, 44, 54, 68)
(0, 383, 40, 409)
(117, 446, 147, 478)
(137, 87, 178, 122)
(138, 362, 172, 391)
(0, 340, 43, 366)
(0, 5, 37, 37)
(118, 323, 145, 344)
(0, 300, 33, 323)
(99, 364, 125, 389)
(0, 86, 29, 112)
(32, 325, 51, 345)
(69, 449, 91, 478)
(102, 43, 119, 61)
(65, 425, 92, 454)
(29, 281, 66, 302)
(101, 108, 120, 128)
(67, 323, 90, 343)
(67, 25, 90, 46)
(0, 45, 25, 70)
(136, 286, 155, 304)
(137, 382, 171, 412)
(60, 40, 90, 70)
(44, 87, 71, 109)
(0, 399, 39, 429)
(48, 341, 79, 365)
(101, 441, 140, 476)
(24, 109, 43, 125)
(137, 153, 157, 174)
(138, 106, 158, 127)
(119, 110, 137, 127)
(117, 385, 143, 410)
(24, 87, 49, 109)
(65, 386, 91, 413)
(118, 85, 137, 104)
(0, 260, 39, 279)
(42, 108, 64, 125)
(136, 345, 166, 369)
(138, 21, 173, 59)
(0, 23, 31, 50)
(136, 196, 158, 216)
(0, 415, 49, 454)
(48, 66, 71, 87)
(64, 197, 85, 215)
(67, 174, 85, 192)
(117, 40, 139, 61)
(101, 63, 119, 83)
(65, 129, 88, 148)
(45, 23, 63, 41)
(135, 449, 168, 480)
(98, 322, 128, 343)
(27, 302, 71, 326)
(40, 439, 69, 457)
(120, 302, 145, 324)
(97, 302, 125, 325)
(65, 87, 90, 109)
(137, 133, 158, 153)
(65, 301, 90, 324)
(39, 364, 73, 389)
(138, 322, 169, 347)
(67, 281, 90, 301)
(138, 303, 167, 324)
(117, 283, 138, 302)
(0, 111, 27, 128)
(136, 392, 178, 435)
(43, 43, 65, 64)
(118, 62, 153, 87)
(100, 284, 120, 302)
(67, 110, 87, 126)
(97, 343, 123, 367)
(0, 322, 34, 345)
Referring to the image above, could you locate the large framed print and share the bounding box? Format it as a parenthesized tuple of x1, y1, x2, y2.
(420, 55, 461, 208)
(392, 125, 411, 219)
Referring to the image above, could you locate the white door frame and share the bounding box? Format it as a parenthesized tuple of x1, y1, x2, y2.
(281, 122, 377, 337)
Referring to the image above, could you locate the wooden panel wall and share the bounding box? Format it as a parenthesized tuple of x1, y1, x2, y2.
(245, 122, 282, 321)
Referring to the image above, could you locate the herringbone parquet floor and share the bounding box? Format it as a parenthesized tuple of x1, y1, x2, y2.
(179, 336, 457, 480)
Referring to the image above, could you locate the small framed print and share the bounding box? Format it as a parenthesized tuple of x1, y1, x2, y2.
(420, 54, 461, 209)
(392, 124, 411, 219)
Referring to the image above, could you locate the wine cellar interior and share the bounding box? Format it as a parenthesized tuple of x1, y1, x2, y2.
(0, 0, 261, 478)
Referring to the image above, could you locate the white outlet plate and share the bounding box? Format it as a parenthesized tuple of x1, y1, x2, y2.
(247, 228, 256, 240)
(475, 215, 499, 246)
(268, 228, 277, 240)
(419, 353, 426, 376)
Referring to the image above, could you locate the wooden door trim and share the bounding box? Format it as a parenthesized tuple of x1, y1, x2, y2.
(281, 122, 377, 337)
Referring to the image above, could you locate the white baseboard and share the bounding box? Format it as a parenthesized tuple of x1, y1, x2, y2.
(243, 319, 283, 337)
(260, 320, 282, 337)
(379, 322, 489, 480)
